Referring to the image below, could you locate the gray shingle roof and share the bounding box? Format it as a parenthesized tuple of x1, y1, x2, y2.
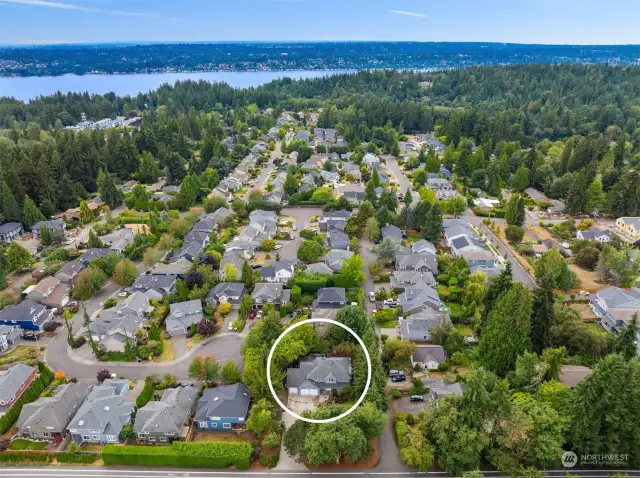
(286, 355, 351, 390)
(32, 219, 65, 234)
(134, 385, 198, 435)
(317, 287, 346, 304)
(167, 300, 204, 333)
(68, 379, 133, 437)
(17, 382, 90, 433)
(0, 363, 34, 403)
(413, 345, 446, 364)
(260, 261, 294, 279)
(0, 222, 22, 234)
(207, 283, 245, 300)
(327, 227, 350, 250)
(194, 383, 250, 421)
(382, 224, 403, 240)
(0, 299, 51, 328)
(79, 248, 112, 263)
(305, 262, 334, 275)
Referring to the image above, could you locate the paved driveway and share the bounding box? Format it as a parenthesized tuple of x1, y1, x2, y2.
(278, 206, 323, 263)
(171, 335, 188, 361)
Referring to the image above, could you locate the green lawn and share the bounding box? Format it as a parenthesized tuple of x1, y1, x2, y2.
(583, 321, 609, 335)
(453, 323, 474, 337)
(0, 345, 42, 366)
(10, 439, 47, 450)
(378, 320, 398, 329)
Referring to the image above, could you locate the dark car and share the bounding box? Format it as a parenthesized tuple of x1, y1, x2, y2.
(251, 263, 262, 269)
(391, 375, 405, 383)
(410, 395, 424, 402)
(22, 331, 42, 341)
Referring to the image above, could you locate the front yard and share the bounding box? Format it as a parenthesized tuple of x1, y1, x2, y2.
(0, 345, 43, 366)
(10, 439, 47, 450)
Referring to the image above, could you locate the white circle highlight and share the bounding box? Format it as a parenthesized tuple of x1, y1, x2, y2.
(266, 317, 372, 424)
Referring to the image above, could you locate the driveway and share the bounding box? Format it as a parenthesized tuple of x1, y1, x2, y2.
(393, 396, 428, 415)
(171, 335, 188, 360)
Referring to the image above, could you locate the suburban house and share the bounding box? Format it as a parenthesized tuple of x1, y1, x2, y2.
(225, 210, 278, 255)
(128, 274, 178, 300)
(28, 276, 70, 310)
(194, 383, 251, 431)
(0, 325, 21, 352)
(252, 283, 291, 309)
(0, 363, 36, 411)
(206, 283, 245, 308)
(260, 260, 295, 283)
(363, 153, 380, 171)
(320, 170, 340, 185)
(89, 292, 153, 352)
(16, 382, 90, 440)
(0, 299, 54, 331)
(342, 189, 365, 204)
(166, 300, 204, 336)
(220, 252, 246, 280)
(590, 287, 640, 355)
(31, 219, 65, 239)
(148, 258, 191, 277)
(381, 224, 404, 243)
(324, 249, 354, 272)
(412, 345, 446, 371)
(391, 270, 437, 290)
(0, 222, 24, 243)
(449, 235, 487, 257)
(209, 207, 236, 228)
(443, 219, 477, 244)
(326, 227, 350, 251)
(614, 217, 640, 243)
(411, 240, 437, 255)
(191, 215, 218, 235)
(67, 379, 135, 445)
(399, 284, 446, 316)
(460, 250, 500, 269)
(316, 287, 347, 309)
(577, 228, 614, 243)
(101, 228, 135, 254)
(134, 385, 198, 443)
(79, 248, 112, 266)
(400, 313, 447, 342)
(287, 355, 352, 396)
(55, 260, 85, 285)
(305, 262, 334, 275)
(395, 251, 438, 275)
(422, 378, 464, 399)
(473, 198, 500, 210)
(318, 210, 350, 232)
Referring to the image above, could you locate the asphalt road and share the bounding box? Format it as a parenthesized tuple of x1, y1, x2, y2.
(385, 156, 414, 195)
(244, 141, 281, 201)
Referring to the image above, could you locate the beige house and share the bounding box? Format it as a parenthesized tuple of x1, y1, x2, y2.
(614, 217, 640, 242)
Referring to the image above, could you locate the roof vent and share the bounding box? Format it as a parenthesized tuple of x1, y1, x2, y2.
(78, 420, 84, 426)
(104, 406, 110, 411)
(213, 397, 219, 401)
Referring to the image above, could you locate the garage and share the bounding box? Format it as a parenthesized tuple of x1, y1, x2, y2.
(300, 388, 319, 396)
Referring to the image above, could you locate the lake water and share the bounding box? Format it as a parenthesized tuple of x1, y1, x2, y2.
(0, 70, 348, 102)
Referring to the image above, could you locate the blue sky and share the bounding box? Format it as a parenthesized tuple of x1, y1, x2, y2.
(1, 0, 639, 45)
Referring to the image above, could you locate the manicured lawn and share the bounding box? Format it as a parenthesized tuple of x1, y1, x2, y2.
(10, 439, 47, 450)
(453, 323, 474, 337)
(156, 337, 175, 362)
(79, 443, 104, 452)
(378, 320, 398, 329)
(583, 321, 610, 336)
(0, 345, 42, 366)
(445, 302, 464, 319)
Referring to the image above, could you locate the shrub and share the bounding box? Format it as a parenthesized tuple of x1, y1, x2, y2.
(0, 452, 53, 463)
(405, 414, 415, 426)
(43, 321, 60, 332)
(261, 431, 281, 449)
(97, 369, 111, 382)
(218, 302, 232, 315)
(391, 389, 402, 399)
(103, 298, 118, 309)
(438, 361, 450, 372)
(102, 442, 253, 469)
(56, 452, 96, 463)
(72, 336, 86, 348)
(505, 225, 525, 243)
(136, 377, 154, 408)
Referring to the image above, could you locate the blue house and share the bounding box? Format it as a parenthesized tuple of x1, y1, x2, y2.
(194, 383, 251, 431)
(0, 300, 53, 331)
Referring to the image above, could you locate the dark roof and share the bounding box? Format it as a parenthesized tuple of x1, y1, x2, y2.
(0, 222, 22, 234)
(79, 248, 112, 263)
(207, 282, 245, 299)
(413, 345, 446, 363)
(0, 363, 34, 403)
(321, 210, 351, 220)
(317, 287, 346, 303)
(0, 299, 50, 326)
(382, 224, 403, 240)
(286, 355, 351, 390)
(260, 261, 293, 279)
(194, 383, 250, 421)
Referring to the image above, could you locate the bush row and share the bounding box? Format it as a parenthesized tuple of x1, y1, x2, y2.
(0, 451, 53, 463)
(102, 441, 253, 469)
(472, 207, 506, 218)
(56, 452, 96, 463)
(136, 376, 154, 408)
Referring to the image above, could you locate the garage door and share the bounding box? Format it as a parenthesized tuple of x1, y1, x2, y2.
(288, 388, 298, 395)
(300, 389, 310, 396)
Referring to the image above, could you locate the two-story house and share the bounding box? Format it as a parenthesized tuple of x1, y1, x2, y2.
(260, 261, 294, 283)
(194, 383, 251, 431)
(0, 299, 54, 331)
(590, 287, 640, 356)
(134, 385, 198, 443)
(286, 355, 352, 396)
(0, 325, 22, 352)
(252, 283, 291, 310)
(318, 211, 351, 232)
(55, 260, 85, 285)
(0, 363, 36, 412)
(614, 217, 640, 243)
(28, 276, 70, 310)
(206, 283, 245, 308)
(67, 379, 134, 445)
(128, 274, 178, 300)
(166, 300, 204, 336)
(0, 222, 24, 243)
(31, 219, 65, 239)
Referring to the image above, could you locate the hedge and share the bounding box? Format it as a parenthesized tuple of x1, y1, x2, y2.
(472, 207, 506, 218)
(102, 442, 253, 469)
(0, 452, 53, 463)
(56, 452, 96, 463)
(0, 362, 54, 434)
(136, 377, 154, 408)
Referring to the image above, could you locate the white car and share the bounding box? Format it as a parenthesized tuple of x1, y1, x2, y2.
(228, 322, 237, 331)
(561, 242, 570, 249)
(369, 291, 376, 302)
(117, 292, 128, 297)
(274, 244, 282, 250)
(292, 224, 297, 231)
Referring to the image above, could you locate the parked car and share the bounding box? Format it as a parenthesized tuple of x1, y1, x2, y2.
(410, 395, 424, 402)
(391, 375, 405, 383)
(228, 322, 237, 331)
(384, 299, 398, 308)
(274, 244, 282, 250)
(251, 263, 262, 269)
(561, 242, 570, 249)
(117, 292, 128, 297)
(248, 311, 257, 320)
(292, 224, 297, 231)
(22, 331, 42, 341)
(389, 369, 405, 379)
(369, 291, 376, 302)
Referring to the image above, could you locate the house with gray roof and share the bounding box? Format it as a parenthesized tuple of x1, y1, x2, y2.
(395, 251, 438, 275)
(287, 355, 352, 396)
(399, 312, 448, 342)
(460, 250, 500, 269)
(79, 248, 112, 266)
(148, 257, 191, 277)
(399, 283, 445, 316)
(32, 219, 65, 239)
(17, 382, 90, 440)
(422, 378, 464, 399)
(0, 222, 23, 243)
(590, 286, 640, 355)
(206, 283, 245, 308)
(174, 240, 205, 263)
(195, 383, 251, 431)
(55, 260, 85, 285)
(319, 210, 350, 232)
(252, 283, 291, 309)
(316, 287, 347, 309)
(450, 235, 486, 257)
(0, 363, 36, 410)
(134, 385, 198, 443)
(326, 227, 350, 251)
(363, 153, 380, 171)
(166, 300, 204, 336)
(0, 299, 54, 332)
(128, 274, 178, 300)
(391, 270, 436, 290)
(209, 207, 236, 227)
(324, 249, 354, 272)
(67, 379, 134, 445)
(261, 260, 295, 283)
(342, 189, 365, 204)
(381, 224, 404, 243)
(577, 228, 614, 243)
(305, 262, 334, 275)
(411, 239, 436, 255)
(412, 345, 446, 371)
(0, 325, 21, 352)
(101, 228, 135, 254)
(320, 170, 340, 185)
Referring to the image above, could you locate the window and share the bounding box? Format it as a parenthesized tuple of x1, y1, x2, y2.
(223, 423, 232, 429)
(166, 432, 175, 436)
(211, 423, 217, 428)
(159, 437, 167, 442)
(106, 435, 117, 442)
(138, 433, 145, 439)
(82, 435, 91, 440)
(198, 421, 207, 428)
(148, 437, 156, 442)
(91, 435, 100, 441)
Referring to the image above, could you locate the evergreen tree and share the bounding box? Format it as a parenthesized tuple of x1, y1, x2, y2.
(511, 164, 529, 191)
(613, 135, 626, 170)
(242, 260, 255, 291)
(531, 270, 555, 354)
(612, 312, 639, 361)
(136, 151, 161, 184)
(0, 180, 21, 222)
(371, 167, 381, 188)
(87, 230, 105, 249)
(180, 174, 200, 208)
(481, 262, 513, 328)
(78, 200, 94, 225)
(505, 194, 524, 227)
(403, 188, 413, 208)
(97, 169, 123, 209)
(22, 195, 45, 230)
(422, 201, 442, 243)
(560, 138, 573, 175)
(365, 180, 377, 205)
